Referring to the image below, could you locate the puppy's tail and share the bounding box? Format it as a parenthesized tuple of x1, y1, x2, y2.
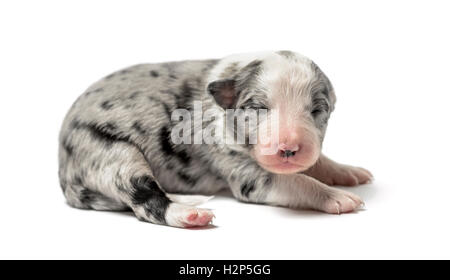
(166, 193, 215, 206)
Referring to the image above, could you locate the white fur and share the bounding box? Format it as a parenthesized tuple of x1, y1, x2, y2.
(167, 193, 214, 206)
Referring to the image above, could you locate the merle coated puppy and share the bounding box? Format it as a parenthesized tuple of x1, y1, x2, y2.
(59, 51, 372, 228)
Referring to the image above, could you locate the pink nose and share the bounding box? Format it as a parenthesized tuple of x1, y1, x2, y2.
(278, 144, 301, 158)
(276, 128, 303, 157)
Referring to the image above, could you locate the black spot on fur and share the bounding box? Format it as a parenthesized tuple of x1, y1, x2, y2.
(62, 137, 74, 156)
(115, 183, 127, 194)
(114, 171, 127, 193)
(159, 125, 191, 165)
(160, 125, 175, 156)
(130, 176, 160, 204)
(148, 96, 172, 117)
(176, 80, 195, 110)
(201, 59, 219, 73)
(148, 96, 162, 103)
(71, 120, 150, 167)
(240, 180, 256, 198)
(264, 176, 272, 186)
(150, 70, 159, 78)
(161, 103, 172, 118)
(215, 174, 224, 182)
(174, 148, 191, 165)
(101, 100, 114, 110)
(219, 62, 239, 79)
(73, 175, 84, 186)
(129, 91, 141, 99)
(79, 122, 130, 146)
(130, 176, 170, 223)
(103, 122, 118, 131)
(71, 120, 81, 129)
(85, 88, 104, 97)
(79, 188, 97, 205)
(132, 121, 146, 135)
(63, 144, 74, 156)
(90, 161, 100, 171)
(177, 171, 198, 186)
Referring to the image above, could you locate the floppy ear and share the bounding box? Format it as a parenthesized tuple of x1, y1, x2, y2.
(207, 79, 239, 109)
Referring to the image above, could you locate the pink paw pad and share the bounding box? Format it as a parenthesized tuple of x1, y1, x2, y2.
(183, 209, 215, 228)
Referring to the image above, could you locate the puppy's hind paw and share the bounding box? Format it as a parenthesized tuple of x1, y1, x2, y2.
(184, 209, 215, 228)
(165, 203, 215, 228)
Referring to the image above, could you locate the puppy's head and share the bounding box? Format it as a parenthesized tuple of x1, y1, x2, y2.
(207, 51, 336, 174)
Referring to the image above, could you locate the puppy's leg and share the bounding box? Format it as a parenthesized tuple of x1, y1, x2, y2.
(227, 167, 364, 214)
(265, 174, 364, 214)
(304, 154, 373, 186)
(128, 176, 215, 228)
(61, 139, 214, 228)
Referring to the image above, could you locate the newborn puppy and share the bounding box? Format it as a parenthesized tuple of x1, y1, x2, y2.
(59, 51, 372, 228)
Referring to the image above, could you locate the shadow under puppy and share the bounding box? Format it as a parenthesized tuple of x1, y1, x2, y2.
(59, 51, 372, 228)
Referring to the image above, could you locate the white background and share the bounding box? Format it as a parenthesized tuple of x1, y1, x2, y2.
(1, 0, 449, 260)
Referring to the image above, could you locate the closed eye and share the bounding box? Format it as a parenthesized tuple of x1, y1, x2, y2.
(240, 97, 269, 110)
(311, 108, 322, 116)
(312, 98, 329, 116)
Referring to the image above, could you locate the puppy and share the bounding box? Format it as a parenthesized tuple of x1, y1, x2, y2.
(59, 51, 372, 228)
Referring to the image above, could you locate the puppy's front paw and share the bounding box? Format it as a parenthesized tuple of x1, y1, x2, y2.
(327, 165, 373, 186)
(321, 189, 364, 214)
